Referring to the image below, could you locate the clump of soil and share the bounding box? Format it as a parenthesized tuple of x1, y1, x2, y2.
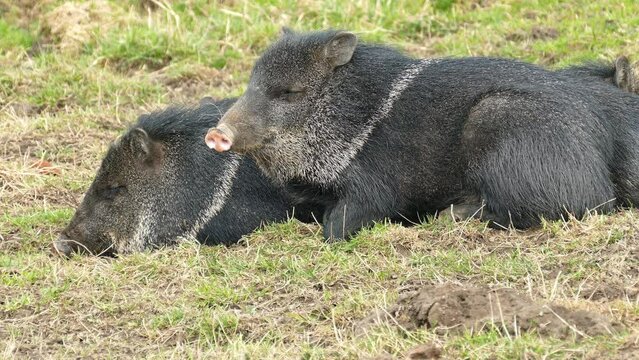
(150, 65, 233, 102)
(359, 284, 622, 339)
(617, 332, 639, 359)
(406, 344, 442, 359)
(41, 1, 116, 54)
(506, 26, 559, 42)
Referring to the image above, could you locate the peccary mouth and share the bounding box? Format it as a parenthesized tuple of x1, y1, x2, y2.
(52, 236, 75, 258)
(52, 233, 116, 258)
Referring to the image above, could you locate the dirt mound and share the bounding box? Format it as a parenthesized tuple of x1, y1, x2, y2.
(406, 344, 442, 359)
(359, 284, 622, 339)
(617, 333, 639, 359)
(41, 1, 116, 53)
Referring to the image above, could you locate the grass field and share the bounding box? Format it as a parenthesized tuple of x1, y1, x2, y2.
(2, 0, 639, 358)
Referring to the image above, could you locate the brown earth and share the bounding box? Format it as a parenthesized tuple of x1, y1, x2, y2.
(41, 0, 117, 54)
(358, 284, 623, 339)
(406, 343, 442, 359)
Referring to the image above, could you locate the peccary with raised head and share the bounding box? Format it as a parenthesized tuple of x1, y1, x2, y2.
(55, 98, 316, 256)
(206, 29, 639, 241)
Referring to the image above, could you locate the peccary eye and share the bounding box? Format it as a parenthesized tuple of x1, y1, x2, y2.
(102, 185, 126, 200)
(276, 88, 304, 102)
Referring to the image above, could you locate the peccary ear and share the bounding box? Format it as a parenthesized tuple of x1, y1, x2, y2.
(127, 128, 163, 168)
(324, 31, 357, 68)
(199, 96, 216, 106)
(614, 56, 631, 91)
(280, 26, 295, 36)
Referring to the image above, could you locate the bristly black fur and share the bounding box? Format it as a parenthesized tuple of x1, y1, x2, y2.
(556, 61, 616, 82)
(217, 29, 639, 240)
(60, 98, 318, 255)
(136, 98, 237, 142)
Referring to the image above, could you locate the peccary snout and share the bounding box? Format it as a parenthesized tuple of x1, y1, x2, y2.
(206, 91, 273, 154)
(52, 235, 75, 258)
(205, 124, 235, 152)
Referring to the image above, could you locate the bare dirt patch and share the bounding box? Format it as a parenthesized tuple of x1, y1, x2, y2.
(385, 215, 639, 302)
(150, 65, 240, 102)
(359, 284, 623, 339)
(506, 26, 559, 42)
(530, 26, 559, 40)
(618, 333, 639, 359)
(41, 1, 118, 54)
(406, 343, 442, 359)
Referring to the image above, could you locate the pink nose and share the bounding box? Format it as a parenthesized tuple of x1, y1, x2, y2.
(205, 129, 233, 152)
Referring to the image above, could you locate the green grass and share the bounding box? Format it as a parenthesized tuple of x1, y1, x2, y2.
(0, 18, 34, 51)
(2, 0, 639, 358)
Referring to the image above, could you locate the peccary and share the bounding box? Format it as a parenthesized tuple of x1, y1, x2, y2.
(206, 29, 639, 241)
(55, 98, 316, 256)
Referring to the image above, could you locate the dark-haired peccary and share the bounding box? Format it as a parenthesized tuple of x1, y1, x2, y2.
(55, 98, 317, 256)
(206, 30, 639, 240)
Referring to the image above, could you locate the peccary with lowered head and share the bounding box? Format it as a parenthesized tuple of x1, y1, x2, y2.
(56, 98, 316, 256)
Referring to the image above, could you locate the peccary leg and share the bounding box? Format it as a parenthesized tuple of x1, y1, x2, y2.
(322, 177, 398, 241)
(322, 199, 389, 241)
(438, 203, 485, 221)
(438, 201, 513, 228)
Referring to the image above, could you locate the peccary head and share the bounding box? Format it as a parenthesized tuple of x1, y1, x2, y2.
(206, 30, 364, 185)
(56, 128, 165, 256)
(56, 101, 243, 256)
